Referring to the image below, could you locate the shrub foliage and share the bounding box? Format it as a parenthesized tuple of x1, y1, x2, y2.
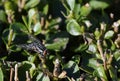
(0, 0, 120, 81)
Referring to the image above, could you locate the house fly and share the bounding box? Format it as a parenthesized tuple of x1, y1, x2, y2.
(17, 35, 47, 58)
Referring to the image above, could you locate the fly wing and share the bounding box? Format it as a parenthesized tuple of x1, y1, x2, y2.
(17, 43, 34, 51)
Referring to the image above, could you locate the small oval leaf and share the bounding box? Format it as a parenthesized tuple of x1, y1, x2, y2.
(80, 4, 92, 16)
(24, 0, 40, 9)
(104, 30, 114, 39)
(67, 19, 82, 36)
(89, 0, 109, 10)
(28, 8, 36, 20)
(33, 22, 41, 35)
(63, 61, 80, 79)
(93, 65, 108, 81)
(0, 10, 7, 22)
(36, 72, 50, 81)
(67, 0, 75, 10)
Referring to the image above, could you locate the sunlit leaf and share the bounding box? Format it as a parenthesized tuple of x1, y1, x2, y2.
(33, 22, 41, 35)
(67, 0, 75, 10)
(87, 44, 97, 54)
(89, 0, 109, 10)
(93, 65, 108, 81)
(88, 58, 97, 69)
(4, 1, 16, 11)
(0, 10, 7, 22)
(46, 38, 69, 51)
(24, 0, 40, 9)
(36, 72, 50, 81)
(113, 50, 120, 61)
(67, 19, 82, 36)
(73, 4, 81, 18)
(104, 30, 114, 39)
(0, 68, 3, 81)
(80, 4, 92, 16)
(28, 8, 36, 20)
(75, 43, 88, 52)
(45, 31, 69, 51)
(43, 4, 49, 15)
(63, 61, 80, 79)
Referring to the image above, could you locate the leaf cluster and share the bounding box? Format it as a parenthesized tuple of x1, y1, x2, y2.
(0, 0, 120, 81)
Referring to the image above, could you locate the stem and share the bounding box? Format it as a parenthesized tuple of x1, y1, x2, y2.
(10, 68, 14, 81)
(53, 58, 60, 77)
(38, 55, 53, 78)
(26, 71, 31, 81)
(14, 64, 19, 81)
(97, 40, 107, 70)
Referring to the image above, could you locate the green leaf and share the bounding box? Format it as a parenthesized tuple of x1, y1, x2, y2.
(73, 4, 81, 18)
(75, 43, 88, 52)
(88, 58, 97, 69)
(94, 28, 101, 40)
(113, 50, 120, 61)
(36, 72, 50, 81)
(104, 30, 114, 39)
(63, 61, 80, 79)
(93, 65, 108, 81)
(28, 8, 36, 20)
(22, 16, 28, 28)
(80, 4, 92, 16)
(8, 29, 14, 46)
(71, 55, 80, 64)
(9, 45, 21, 52)
(46, 38, 69, 51)
(33, 22, 41, 35)
(18, 61, 36, 81)
(24, 0, 40, 9)
(87, 44, 97, 54)
(80, 53, 95, 74)
(67, 19, 82, 36)
(4, 1, 16, 11)
(108, 65, 117, 81)
(45, 31, 69, 51)
(10, 23, 28, 33)
(67, 0, 75, 10)
(2, 28, 9, 45)
(0, 68, 4, 81)
(43, 4, 49, 15)
(113, 50, 120, 69)
(0, 10, 7, 22)
(89, 0, 109, 10)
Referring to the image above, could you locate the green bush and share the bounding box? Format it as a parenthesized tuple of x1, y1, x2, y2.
(0, 0, 120, 81)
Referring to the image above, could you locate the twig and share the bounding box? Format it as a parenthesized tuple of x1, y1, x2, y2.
(14, 64, 19, 81)
(58, 71, 67, 79)
(53, 58, 60, 77)
(26, 71, 31, 81)
(38, 55, 53, 78)
(10, 68, 14, 81)
(18, 0, 26, 12)
(97, 40, 107, 70)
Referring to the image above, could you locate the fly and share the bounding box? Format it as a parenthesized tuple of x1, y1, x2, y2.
(17, 35, 47, 57)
